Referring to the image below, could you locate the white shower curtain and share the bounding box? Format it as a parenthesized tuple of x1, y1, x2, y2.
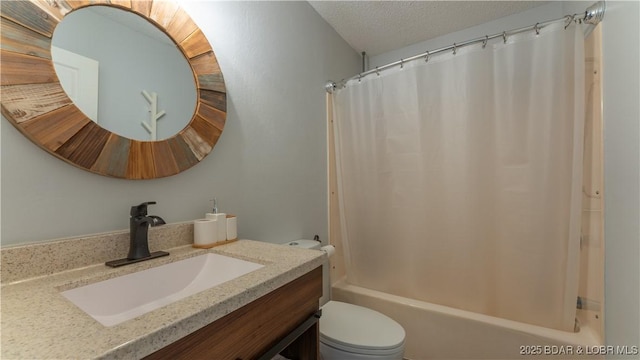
(332, 23, 584, 331)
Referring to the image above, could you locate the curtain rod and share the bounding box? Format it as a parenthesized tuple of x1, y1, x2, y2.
(325, 1, 605, 93)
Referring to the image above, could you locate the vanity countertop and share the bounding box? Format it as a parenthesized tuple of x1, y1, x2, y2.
(0, 240, 325, 359)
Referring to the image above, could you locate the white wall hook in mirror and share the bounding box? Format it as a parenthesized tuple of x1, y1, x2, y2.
(141, 90, 166, 141)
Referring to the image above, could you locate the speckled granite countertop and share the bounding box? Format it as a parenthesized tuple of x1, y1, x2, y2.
(1, 239, 324, 359)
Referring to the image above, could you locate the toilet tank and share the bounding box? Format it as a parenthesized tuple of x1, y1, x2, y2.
(283, 239, 330, 306)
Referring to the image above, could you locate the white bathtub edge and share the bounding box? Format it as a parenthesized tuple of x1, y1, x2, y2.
(333, 279, 603, 347)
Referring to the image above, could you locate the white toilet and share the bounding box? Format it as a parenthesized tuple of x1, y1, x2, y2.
(283, 240, 405, 360)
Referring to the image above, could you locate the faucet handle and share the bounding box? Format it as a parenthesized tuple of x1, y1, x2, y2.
(131, 201, 157, 217)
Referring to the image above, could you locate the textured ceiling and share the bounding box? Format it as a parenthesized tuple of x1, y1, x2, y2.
(308, 1, 548, 56)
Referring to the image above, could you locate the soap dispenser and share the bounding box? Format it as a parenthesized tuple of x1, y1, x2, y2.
(210, 197, 218, 214)
(206, 197, 227, 241)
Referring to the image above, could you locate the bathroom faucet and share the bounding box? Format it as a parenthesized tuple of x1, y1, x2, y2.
(128, 201, 166, 259)
(105, 202, 170, 267)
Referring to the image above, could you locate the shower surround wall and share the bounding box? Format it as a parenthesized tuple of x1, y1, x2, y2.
(578, 25, 604, 340)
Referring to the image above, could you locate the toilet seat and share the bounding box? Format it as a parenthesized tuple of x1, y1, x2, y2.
(320, 301, 405, 355)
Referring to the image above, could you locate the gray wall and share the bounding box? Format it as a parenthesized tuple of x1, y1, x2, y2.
(599, 0, 640, 351)
(370, 0, 640, 351)
(1, 1, 360, 246)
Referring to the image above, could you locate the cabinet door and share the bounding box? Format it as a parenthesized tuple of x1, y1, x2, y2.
(145, 266, 322, 360)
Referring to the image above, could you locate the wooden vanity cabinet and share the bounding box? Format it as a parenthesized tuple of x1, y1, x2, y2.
(145, 266, 322, 360)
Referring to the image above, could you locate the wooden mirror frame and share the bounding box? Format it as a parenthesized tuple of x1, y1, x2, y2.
(1, 0, 226, 179)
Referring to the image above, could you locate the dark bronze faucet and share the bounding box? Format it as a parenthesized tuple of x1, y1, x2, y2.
(105, 202, 169, 267)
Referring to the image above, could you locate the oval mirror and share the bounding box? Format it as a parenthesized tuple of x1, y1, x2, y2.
(0, 0, 227, 179)
(51, 5, 197, 141)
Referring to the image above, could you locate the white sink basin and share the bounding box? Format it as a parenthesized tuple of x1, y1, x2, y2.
(61, 253, 264, 327)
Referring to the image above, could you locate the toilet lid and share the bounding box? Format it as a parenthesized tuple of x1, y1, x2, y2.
(320, 301, 405, 354)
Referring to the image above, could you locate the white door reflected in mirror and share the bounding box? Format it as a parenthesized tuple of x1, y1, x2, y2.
(51, 5, 197, 141)
(51, 46, 99, 122)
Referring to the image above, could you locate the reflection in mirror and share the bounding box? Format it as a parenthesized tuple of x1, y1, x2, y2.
(51, 6, 196, 141)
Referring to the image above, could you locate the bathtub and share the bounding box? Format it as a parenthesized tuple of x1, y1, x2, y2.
(331, 279, 604, 360)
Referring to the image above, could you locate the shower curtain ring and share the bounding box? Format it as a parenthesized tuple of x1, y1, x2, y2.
(534, 23, 540, 35)
(425, 51, 430, 62)
(453, 43, 457, 55)
(358, 74, 362, 83)
(400, 59, 404, 69)
(502, 31, 507, 44)
(564, 14, 575, 29)
(482, 35, 488, 49)
(376, 67, 380, 76)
